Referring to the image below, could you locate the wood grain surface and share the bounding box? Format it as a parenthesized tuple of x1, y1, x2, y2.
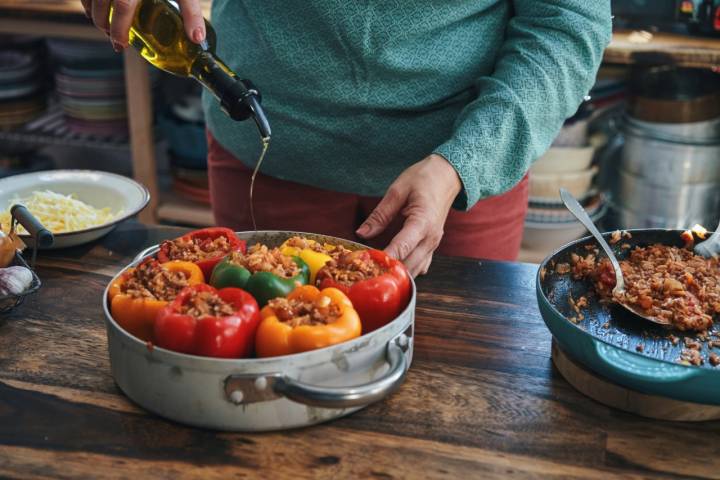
(0, 222, 717, 479)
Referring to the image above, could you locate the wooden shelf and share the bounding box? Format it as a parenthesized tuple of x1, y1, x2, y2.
(157, 191, 214, 227)
(605, 29, 720, 68)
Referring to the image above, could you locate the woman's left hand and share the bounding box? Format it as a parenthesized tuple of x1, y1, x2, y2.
(356, 154, 461, 277)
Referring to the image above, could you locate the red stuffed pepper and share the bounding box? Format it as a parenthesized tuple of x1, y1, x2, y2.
(157, 227, 246, 280)
(316, 248, 411, 333)
(154, 284, 261, 358)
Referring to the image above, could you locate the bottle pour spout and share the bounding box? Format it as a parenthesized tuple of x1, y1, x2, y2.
(222, 78, 271, 139)
(245, 94, 271, 140)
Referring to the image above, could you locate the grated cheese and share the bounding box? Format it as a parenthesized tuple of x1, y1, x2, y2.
(0, 190, 121, 234)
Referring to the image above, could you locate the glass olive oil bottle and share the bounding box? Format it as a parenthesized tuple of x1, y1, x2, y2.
(111, 0, 271, 139)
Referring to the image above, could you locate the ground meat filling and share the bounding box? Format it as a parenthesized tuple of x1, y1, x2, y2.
(320, 249, 386, 286)
(121, 259, 189, 300)
(267, 295, 341, 327)
(180, 290, 235, 318)
(285, 236, 326, 253)
(161, 235, 231, 262)
(571, 244, 720, 332)
(227, 244, 300, 278)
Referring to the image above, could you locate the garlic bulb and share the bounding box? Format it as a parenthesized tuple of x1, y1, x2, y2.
(0, 266, 33, 296)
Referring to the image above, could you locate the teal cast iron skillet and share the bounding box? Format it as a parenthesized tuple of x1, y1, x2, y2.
(537, 229, 720, 405)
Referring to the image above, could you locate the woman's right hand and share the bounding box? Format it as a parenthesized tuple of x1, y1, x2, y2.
(81, 0, 206, 52)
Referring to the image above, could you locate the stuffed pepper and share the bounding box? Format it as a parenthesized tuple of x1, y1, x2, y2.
(255, 285, 361, 357)
(157, 227, 246, 280)
(154, 284, 261, 358)
(209, 243, 310, 306)
(317, 249, 411, 333)
(279, 236, 335, 284)
(108, 259, 204, 342)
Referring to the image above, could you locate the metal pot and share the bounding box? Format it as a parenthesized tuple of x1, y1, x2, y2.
(621, 122, 720, 185)
(607, 201, 717, 230)
(624, 116, 720, 144)
(103, 231, 416, 432)
(609, 168, 720, 222)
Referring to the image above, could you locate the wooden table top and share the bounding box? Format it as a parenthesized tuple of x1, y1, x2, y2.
(0, 222, 717, 479)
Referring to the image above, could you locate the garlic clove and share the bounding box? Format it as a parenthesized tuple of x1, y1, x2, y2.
(0, 266, 33, 297)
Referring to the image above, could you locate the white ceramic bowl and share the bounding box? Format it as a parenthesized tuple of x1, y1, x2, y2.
(531, 146, 596, 174)
(0, 170, 149, 249)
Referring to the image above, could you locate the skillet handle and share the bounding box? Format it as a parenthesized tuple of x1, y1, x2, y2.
(224, 335, 410, 409)
(594, 342, 700, 383)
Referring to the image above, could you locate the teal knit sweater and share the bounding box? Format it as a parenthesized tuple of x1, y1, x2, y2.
(202, 0, 612, 209)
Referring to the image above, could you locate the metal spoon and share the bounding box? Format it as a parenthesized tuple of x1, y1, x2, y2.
(694, 219, 720, 258)
(559, 188, 671, 327)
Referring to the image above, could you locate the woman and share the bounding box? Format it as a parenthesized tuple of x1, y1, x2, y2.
(84, 0, 612, 276)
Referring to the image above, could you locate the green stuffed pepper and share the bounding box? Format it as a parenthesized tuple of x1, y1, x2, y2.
(209, 243, 310, 306)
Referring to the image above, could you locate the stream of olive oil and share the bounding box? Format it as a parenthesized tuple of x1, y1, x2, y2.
(249, 137, 270, 232)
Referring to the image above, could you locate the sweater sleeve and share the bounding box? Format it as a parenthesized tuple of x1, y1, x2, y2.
(433, 0, 612, 210)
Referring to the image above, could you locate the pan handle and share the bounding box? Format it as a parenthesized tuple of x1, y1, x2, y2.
(224, 334, 410, 409)
(594, 342, 701, 383)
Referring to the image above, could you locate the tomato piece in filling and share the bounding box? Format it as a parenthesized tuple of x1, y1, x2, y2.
(227, 244, 300, 278)
(162, 235, 231, 262)
(266, 295, 341, 327)
(320, 249, 387, 286)
(121, 259, 189, 301)
(180, 290, 236, 318)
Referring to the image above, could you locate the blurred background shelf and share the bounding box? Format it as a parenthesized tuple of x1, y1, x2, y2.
(0, 106, 130, 150)
(157, 190, 214, 227)
(606, 30, 720, 68)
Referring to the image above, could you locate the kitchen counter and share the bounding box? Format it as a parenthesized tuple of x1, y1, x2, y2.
(0, 222, 716, 479)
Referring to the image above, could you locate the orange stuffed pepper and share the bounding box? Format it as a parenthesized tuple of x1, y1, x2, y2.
(255, 285, 361, 357)
(108, 258, 203, 342)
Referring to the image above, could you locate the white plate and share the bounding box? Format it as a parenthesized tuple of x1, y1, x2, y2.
(0, 170, 149, 249)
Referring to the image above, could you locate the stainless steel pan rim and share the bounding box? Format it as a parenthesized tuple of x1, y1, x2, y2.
(103, 230, 416, 430)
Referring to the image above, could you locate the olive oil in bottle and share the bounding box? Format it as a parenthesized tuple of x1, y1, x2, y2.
(111, 0, 271, 140)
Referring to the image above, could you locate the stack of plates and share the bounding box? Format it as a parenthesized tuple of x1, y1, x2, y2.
(159, 94, 210, 205)
(47, 39, 128, 135)
(523, 192, 607, 252)
(0, 39, 46, 129)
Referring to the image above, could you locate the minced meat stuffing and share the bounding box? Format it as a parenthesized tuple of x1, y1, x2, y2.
(570, 245, 720, 332)
(318, 249, 385, 286)
(161, 235, 231, 262)
(285, 236, 326, 253)
(267, 295, 341, 327)
(121, 259, 189, 300)
(227, 244, 300, 278)
(180, 290, 235, 318)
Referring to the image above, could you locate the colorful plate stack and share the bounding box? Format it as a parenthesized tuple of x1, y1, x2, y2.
(158, 93, 210, 205)
(47, 38, 128, 136)
(523, 101, 607, 253)
(0, 36, 47, 129)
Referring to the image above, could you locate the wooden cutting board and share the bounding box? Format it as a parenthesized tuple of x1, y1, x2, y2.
(552, 340, 720, 422)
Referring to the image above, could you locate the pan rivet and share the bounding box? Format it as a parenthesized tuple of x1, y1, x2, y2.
(229, 390, 244, 404)
(255, 376, 268, 391)
(397, 334, 409, 349)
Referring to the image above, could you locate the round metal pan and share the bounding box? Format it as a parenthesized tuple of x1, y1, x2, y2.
(537, 229, 720, 405)
(103, 231, 415, 431)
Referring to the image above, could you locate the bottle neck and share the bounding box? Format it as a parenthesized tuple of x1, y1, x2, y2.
(190, 53, 250, 120)
(190, 52, 271, 139)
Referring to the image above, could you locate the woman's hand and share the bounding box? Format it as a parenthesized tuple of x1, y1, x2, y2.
(356, 154, 462, 277)
(81, 0, 206, 51)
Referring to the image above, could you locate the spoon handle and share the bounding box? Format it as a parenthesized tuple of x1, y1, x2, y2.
(559, 188, 624, 291)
